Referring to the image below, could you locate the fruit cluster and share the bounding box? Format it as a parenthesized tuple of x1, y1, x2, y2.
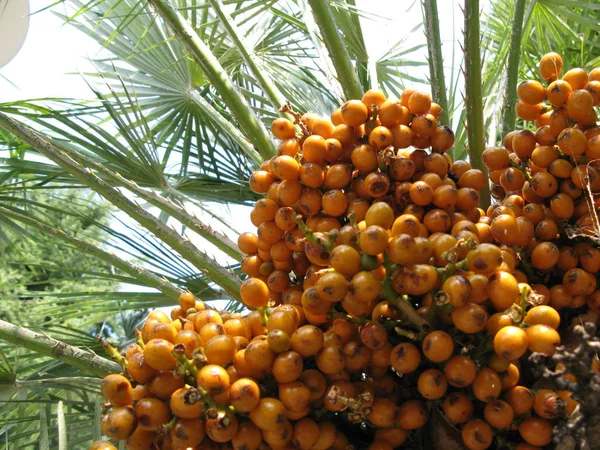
(93, 52, 600, 450)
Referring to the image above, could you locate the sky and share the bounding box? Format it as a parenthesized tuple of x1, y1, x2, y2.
(0, 0, 101, 101)
(357, 0, 466, 91)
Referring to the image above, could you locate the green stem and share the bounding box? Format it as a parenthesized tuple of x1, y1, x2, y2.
(62, 147, 243, 262)
(293, 213, 334, 252)
(148, 0, 275, 161)
(57, 401, 67, 450)
(174, 352, 200, 378)
(189, 91, 262, 167)
(0, 319, 121, 377)
(165, 416, 178, 431)
(500, 0, 527, 137)
(437, 258, 469, 281)
(463, 0, 490, 209)
(329, 310, 369, 326)
(510, 158, 532, 181)
(98, 336, 128, 367)
(422, 0, 450, 125)
(258, 307, 270, 327)
(14, 377, 103, 388)
(0, 112, 242, 301)
(136, 330, 145, 349)
(516, 247, 541, 284)
(306, 0, 363, 100)
(208, 0, 290, 118)
(0, 206, 182, 301)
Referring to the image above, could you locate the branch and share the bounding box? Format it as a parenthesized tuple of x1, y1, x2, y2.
(0, 112, 242, 301)
(0, 206, 183, 300)
(189, 90, 262, 167)
(59, 144, 243, 262)
(345, 0, 369, 91)
(208, 0, 290, 118)
(463, 0, 490, 209)
(0, 319, 121, 377)
(147, 0, 275, 161)
(306, 0, 363, 100)
(423, 0, 450, 125)
(500, 0, 527, 137)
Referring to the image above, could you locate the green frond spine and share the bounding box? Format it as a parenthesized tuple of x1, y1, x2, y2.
(423, 0, 450, 125)
(306, 0, 363, 100)
(0, 206, 183, 300)
(208, 0, 290, 117)
(0, 319, 121, 377)
(0, 112, 242, 300)
(500, 0, 527, 137)
(463, 0, 490, 209)
(148, 0, 275, 160)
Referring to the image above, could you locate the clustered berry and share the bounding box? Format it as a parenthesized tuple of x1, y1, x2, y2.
(93, 52, 600, 450)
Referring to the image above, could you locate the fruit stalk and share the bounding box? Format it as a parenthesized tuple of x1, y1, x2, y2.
(306, 0, 363, 100)
(147, 0, 275, 161)
(382, 257, 431, 332)
(0, 319, 122, 377)
(388, 295, 431, 334)
(500, 0, 527, 136)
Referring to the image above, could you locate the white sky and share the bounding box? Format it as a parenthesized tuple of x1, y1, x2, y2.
(0, 0, 101, 101)
(357, 0, 466, 92)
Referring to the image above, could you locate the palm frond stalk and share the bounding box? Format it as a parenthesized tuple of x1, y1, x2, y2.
(500, 0, 527, 136)
(189, 90, 263, 167)
(0, 206, 183, 300)
(463, 0, 490, 208)
(0, 112, 241, 300)
(147, 0, 275, 161)
(422, 0, 449, 125)
(207, 0, 290, 117)
(57, 401, 67, 450)
(306, 0, 363, 100)
(39, 407, 49, 450)
(0, 320, 121, 377)
(345, 0, 369, 90)
(59, 147, 243, 262)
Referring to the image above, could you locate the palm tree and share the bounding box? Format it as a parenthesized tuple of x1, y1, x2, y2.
(0, 0, 598, 447)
